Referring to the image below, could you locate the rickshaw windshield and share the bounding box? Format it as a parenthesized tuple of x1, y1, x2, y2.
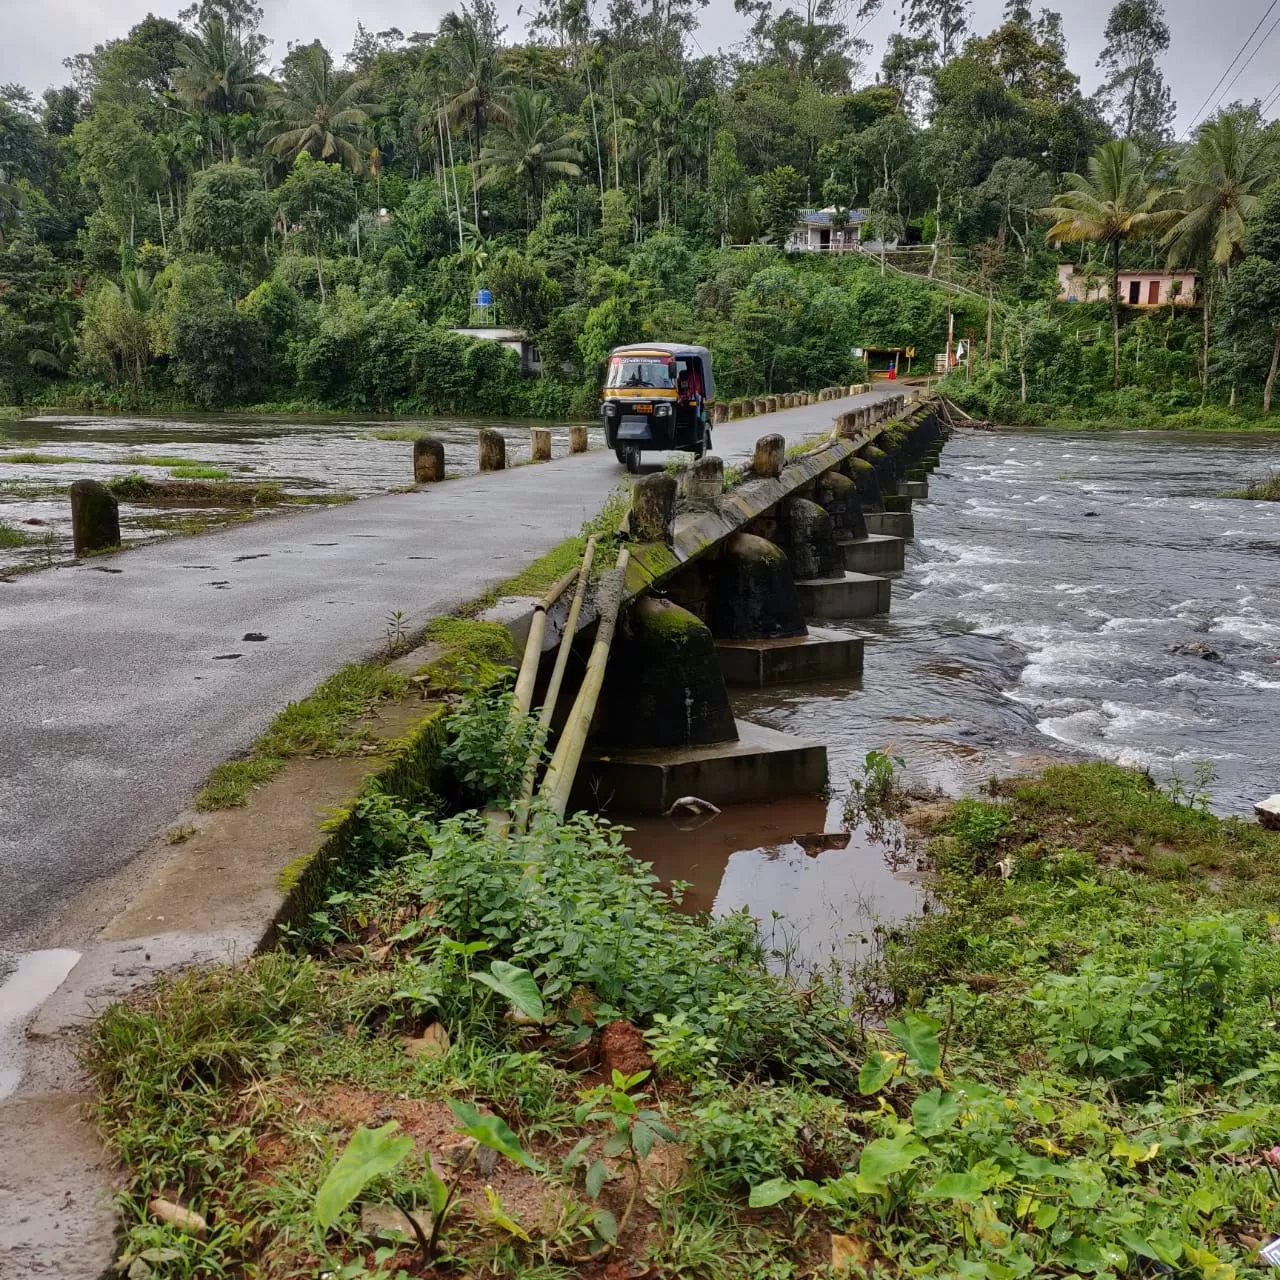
(605, 356, 675, 389)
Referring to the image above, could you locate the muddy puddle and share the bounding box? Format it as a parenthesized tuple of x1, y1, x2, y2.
(0, 411, 598, 573)
(625, 797, 928, 980)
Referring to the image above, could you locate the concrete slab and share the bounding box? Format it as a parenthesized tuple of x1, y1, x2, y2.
(898, 480, 928, 498)
(795, 571, 891, 619)
(715, 627, 864, 687)
(864, 510, 915, 540)
(573, 719, 827, 815)
(839, 534, 905, 574)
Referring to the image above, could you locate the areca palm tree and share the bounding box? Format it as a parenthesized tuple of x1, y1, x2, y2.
(172, 17, 260, 159)
(479, 89, 581, 226)
(1041, 140, 1174, 389)
(263, 45, 380, 172)
(633, 75, 682, 226)
(440, 15, 510, 222)
(1163, 114, 1280, 397)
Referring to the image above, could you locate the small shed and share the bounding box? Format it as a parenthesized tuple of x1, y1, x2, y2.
(449, 326, 542, 375)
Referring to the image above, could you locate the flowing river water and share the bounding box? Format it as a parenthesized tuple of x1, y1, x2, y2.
(628, 428, 1280, 973)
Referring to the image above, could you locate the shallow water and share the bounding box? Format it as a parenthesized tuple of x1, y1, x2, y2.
(0, 411, 597, 572)
(632, 427, 1280, 969)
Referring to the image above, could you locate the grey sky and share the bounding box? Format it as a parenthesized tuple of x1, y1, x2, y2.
(1, 0, 1276, 136)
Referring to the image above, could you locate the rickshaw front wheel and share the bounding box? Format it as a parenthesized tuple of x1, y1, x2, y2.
(623, 445, 641, 474)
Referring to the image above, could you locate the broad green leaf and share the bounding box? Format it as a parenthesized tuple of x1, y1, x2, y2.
(857, 1050, 900, 1094)
(469, 961, 544, 1021)
(1184, 1245, 1235, 1280)
(912, 1089, 961, 1137)
(631, 1120, 657, 1159)
(447, 1100, 541, 1171)
(886, 1012, 941, 1072)
(603, 1131, 630, 1158)
(423, 1164, 449, 1218)
(748, 1177, 795, 1208)
(855, 1133, 927, 1192)
(314, 1122, 414, 1229)
(1117, 1228, 1182, 1265)
(921, 1172, 985, 1201)
(584, 1159, 607, 1198)
(1060, 1236, 1124, 1274)
(594, 1208, 618, 1244)
(1110, 1137, 1159, 1166)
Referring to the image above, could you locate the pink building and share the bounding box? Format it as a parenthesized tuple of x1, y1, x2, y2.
(1057, 263, 1197, 307)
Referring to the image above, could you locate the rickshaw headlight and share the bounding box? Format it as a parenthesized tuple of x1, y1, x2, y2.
(654, 402, 672, 416)
(603, 402, 618, 416)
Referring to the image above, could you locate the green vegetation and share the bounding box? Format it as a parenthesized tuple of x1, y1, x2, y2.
(167, 464, 229, 480)
(5, 0, 1267, 431)
(90, 697, 1280, 1278)
(0, 450, 91, 463)
(1225, 470, 1280, 500)
(193, 662, 409, 810)
(0, 519, 33, 547)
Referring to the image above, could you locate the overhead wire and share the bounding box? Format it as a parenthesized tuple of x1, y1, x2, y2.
(1185, 0, 1280, 135)
(1182, 0, 1279, 135)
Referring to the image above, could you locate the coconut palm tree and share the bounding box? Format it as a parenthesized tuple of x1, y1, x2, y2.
(1163, 113, 1280, 397)
(172, 18, 260, 159)
(1041, 139, 1174, 389)
(633, 75, 682, 226)
(440, 14, 510, 223)
(478, 88, 581, 226)
(262, 44, 380, 172)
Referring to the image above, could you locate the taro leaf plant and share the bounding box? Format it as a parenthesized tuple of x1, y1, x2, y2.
(312, 1102, 541, 1265)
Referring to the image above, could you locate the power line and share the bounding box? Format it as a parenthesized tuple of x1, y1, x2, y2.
(1184, 0, 1280, 135)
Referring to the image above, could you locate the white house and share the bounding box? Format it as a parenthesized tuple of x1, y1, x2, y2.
(1057, 264, 1197, 308)
(786, 208, 868, 254)
(449, 327, 542, 375)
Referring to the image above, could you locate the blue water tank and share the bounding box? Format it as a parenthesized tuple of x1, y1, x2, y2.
(476, 288, 493, 307)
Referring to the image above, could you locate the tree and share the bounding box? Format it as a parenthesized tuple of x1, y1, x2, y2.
(1041, 139, 1172, 388)
(172, 17, 260, 160)
(1164, 112, 1280, 396)
(181, 163, 272, 263)
(759, 164, 805, 246)
(264, 44, 379, 172)
(277, 154, 358, 302)
(479, 89, 581, 224)
(73, 104, 166, 252)
(1094, 0, 1173, 148)
(633, 76, 683, 227)
(904, 0, 971, 65)
(77, 273, 153, 388)
(880, 34, 937, 120)
(1218, 185, 1280, 412)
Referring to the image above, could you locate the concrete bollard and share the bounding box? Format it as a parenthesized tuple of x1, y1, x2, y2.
(751, 433, 786, 479)
(729, 401, 742, 420)
(413, 436, 445, 483)
(712, 401, 728, 425)
(530, 427, 552, 462)
(569, 424, 589, 454)
(682, 455, 724, 507)
(630, 471, 677, 545)
(70, 479, 121, 557)
(835, 411, 859, 439)
(478, 428, 506, 471)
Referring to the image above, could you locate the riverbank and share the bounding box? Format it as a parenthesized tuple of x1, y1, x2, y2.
(85, 735, 1280, 1278)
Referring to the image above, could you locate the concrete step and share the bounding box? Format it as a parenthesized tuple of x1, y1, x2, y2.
(864, 510, 915, 540)
(839, 534, 905, 574)
(795, 571, 891, 619)
(573, 719, 827, 815)
(897, 480, 928, 498)
(715, 626, 864, 687)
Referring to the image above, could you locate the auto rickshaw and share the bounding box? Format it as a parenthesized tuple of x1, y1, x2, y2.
(599, 343, 715, 473)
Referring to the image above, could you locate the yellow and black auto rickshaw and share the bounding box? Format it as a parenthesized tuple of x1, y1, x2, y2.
(600, 343, 715, 473)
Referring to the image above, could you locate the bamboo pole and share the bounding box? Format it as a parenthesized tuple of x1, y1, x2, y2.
(511, 565, 580, 719)
(538, 548, 630, 820)
(511, 537, 597, 831)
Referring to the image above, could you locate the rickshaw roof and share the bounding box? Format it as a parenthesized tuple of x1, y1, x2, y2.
(609, 343, 713, 365)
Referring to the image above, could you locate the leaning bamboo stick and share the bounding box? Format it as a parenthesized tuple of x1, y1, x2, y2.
(510, 564, 580, 718)
(511, 537, 598, 832)
(537, 548, 630, 821)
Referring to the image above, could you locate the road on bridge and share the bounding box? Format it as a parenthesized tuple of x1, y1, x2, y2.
(1, 388, 900, 954)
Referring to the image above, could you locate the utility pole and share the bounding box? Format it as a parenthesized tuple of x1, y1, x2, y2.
(985, 291, 993, 367)
(966, 328, 976, 382)
(945, 243, 954, 370)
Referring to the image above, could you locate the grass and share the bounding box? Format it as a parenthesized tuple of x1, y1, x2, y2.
(0, 450, 91, 464)
(0, 520, 33, 548)
(1223, 470, 1280, 501)
(193, 662, 409, 810)
(369, 427, 435, 442)
(110, 473, 283, 505)
(168, 465, 231, 480)
(86, 753, 1280, 1279)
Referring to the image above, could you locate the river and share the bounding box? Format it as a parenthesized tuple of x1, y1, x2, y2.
(628, 428, 1280, 973)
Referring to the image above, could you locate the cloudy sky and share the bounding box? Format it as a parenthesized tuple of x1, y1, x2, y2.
(2, 0, 1277, 136)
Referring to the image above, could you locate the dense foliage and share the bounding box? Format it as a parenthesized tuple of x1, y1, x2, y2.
(2, 0, 1280, 420)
